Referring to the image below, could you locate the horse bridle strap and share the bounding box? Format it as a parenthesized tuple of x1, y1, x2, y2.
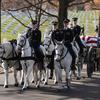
(56, 49, 68, 62)
(2, 56, 36, 60)
(18, 35, 26, 48)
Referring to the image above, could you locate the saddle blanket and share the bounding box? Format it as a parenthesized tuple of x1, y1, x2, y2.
(80, 36, 100, 48)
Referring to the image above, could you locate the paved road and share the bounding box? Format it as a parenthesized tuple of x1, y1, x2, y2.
(0, 65, 100, 100)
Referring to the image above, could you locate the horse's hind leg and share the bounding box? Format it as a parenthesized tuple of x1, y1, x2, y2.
(2, 62, 9, 88)
(13, 68, 19, 87)
(31, 68, 35, 83)
(20, 70, 24, 85)
(4, 69, 8, 88)
(65, 67, 71, 89)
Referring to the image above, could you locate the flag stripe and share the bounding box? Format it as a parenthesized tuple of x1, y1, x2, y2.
(80, 36, 98, 47)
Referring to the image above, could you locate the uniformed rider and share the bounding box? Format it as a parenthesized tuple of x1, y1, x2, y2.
(49, 21, 60, 79)
(51, 21, 64, 44)
(27, 20, 43, 61)
(63, 18, 77, 70)
(72, 17, 85, 54)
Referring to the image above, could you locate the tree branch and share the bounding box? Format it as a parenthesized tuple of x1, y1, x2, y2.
(27, 8, 34, 26)
(69, 0, 94, 7)
(47, 0, 58, 7)
(6, 11, 30, 28)
(7, 0, 47, 12)
(24, 0, 58, 18)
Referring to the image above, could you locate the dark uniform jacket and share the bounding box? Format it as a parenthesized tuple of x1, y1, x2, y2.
(28, 28, 41, 48)
(51, 29, 64, 45)
(73, 25, 85, 53)
(63, 28, 74, 44)
(73, 25, 81, 39)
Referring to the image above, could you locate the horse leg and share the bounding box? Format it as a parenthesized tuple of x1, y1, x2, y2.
(33, 64, 39, 87)
(65, 66, 71, 89)
(4, 69, 8, 88)
(13, 68, 19, 87)
(22, 62, 30, 90)
(44, 68, 49, 85)
(54, 66, 59, 84)
(77, 56, 83, 80)
(20, 70, 24, 85)
(2, 62, 8, 88)
(31, 68, 35, 83)
(55, 67, 63, 89)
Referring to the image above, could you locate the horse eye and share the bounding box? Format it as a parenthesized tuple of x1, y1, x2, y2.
(21, 40, 24, 42)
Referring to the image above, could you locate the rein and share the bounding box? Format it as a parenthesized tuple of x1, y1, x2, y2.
(2, 56, 36, 60)
(43, 36, 51, 50)
(56, 47, 68, 62)
(18, 35, 26, 48)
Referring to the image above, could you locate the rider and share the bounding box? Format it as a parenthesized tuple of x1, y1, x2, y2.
(72, 17, 85, 55)
(51, 21, 64, 44)
(49, 20, 60, 79)
(62, 18, 77, 70)
(28, 20, 43, 62)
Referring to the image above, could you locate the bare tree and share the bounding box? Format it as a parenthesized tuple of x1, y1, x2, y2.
(47, 0, 95, 28)
(1, 0, 95, 29)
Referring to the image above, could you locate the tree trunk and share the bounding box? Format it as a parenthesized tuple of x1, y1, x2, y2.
(58, 0, 68, 29)
(98, 14, 100, 37)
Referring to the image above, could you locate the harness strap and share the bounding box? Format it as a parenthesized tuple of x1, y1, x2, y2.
(56, 49, 68, 62)
(2, 56, 36, 60)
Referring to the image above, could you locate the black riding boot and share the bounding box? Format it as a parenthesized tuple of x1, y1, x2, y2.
(67, 44, 77, 71)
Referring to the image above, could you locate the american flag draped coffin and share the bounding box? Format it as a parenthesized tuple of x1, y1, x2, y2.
(80, 36, 100, 48)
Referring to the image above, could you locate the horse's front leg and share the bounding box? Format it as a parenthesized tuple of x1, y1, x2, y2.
(4, 69, 8, 88)
(44, 68, 49, 85)
(13, 68, 19, 87)
(64, 65, 71, 89)
(23, 62, 33, 90)
(54, 61, 62, 84)
(2, 62, 8, 88)
(20, 69, 24, 85)
(21, 61, 28, 90)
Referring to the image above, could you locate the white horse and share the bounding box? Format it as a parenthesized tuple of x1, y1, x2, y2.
(43, 32, 55, 84)
(16, 33, 46, 90)
(0, 40, 21, 88)
(54, 40, 72, 88)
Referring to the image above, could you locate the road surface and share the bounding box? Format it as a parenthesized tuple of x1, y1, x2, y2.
(0, 64, 100, 100)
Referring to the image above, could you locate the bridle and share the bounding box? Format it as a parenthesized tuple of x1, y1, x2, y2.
(55, 43, 68, 62)
(17, 35, 26, 48)
(44, 36, 52, 51)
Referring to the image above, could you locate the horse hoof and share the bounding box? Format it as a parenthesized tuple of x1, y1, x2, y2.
(77, 77, 81, 80)
(14, 83, 19, 87)
(54, 81, 58, 84)
(44, 82, 48, 85)
(21, 82, 24, 85)
(42, 79, 45, 81)
(49, 76, 53, 79)
(4, 85, 8, 88)
(67, 86, 71, 90)
(31, 80, 34, 83)
(36, 85, 40, 88)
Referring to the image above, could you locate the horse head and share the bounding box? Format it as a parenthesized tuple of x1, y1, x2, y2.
(54, 40, 64, 61)
(43, 33, 54, 55)
(16, 34, 27, 53)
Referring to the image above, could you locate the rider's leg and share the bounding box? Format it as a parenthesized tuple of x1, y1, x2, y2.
(76, 37, 85, 54)
(68, 45, 76, 70)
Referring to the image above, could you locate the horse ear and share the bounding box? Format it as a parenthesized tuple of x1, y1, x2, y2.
(60, 40, 64, 44)
(54, 40, 57, 44)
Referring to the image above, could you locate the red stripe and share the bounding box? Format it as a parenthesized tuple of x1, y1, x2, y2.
(86, 41, 97, 44)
